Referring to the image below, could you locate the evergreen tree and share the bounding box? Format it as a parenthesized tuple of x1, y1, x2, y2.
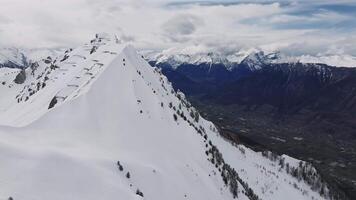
(194, 111, 200, 122)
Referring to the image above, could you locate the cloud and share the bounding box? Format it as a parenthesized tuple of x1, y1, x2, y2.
(163, 14, 203, 36)
(0, 14, 11, 24)
(0, 0, 355, 56)
(162, 14, 204, 42)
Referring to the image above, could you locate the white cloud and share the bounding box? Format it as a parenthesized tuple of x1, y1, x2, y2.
(162, 14, 203, 38)
(0, 0, 355, 56)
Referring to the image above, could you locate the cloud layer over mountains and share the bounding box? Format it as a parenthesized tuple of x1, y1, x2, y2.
(0, 0, 355, 56)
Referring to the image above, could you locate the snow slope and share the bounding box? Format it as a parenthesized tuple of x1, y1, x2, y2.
(0, 34, 328, 200)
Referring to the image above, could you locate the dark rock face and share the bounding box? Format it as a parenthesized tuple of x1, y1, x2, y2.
(48, 97, 58, 109)
(13, 69, 27, 84)
(151, 60, 356, 200)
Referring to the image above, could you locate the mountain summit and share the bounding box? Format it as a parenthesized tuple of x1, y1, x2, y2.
(0, 34, 334, 200)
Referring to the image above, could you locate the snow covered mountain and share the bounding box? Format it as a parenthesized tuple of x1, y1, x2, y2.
(145, 48, 356, 70)
(0, 34, 335, 200)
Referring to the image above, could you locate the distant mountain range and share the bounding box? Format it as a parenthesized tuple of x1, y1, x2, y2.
(144, 48, 356, 71)
(2, 45, 356, 70)
(146, 48, 356, 114)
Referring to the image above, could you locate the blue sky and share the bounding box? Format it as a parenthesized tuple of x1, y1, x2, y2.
(0, 0, 355, 56)
(170, 0, 356, 30)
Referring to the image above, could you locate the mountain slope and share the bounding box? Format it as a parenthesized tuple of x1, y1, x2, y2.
(0, 34, 329, 200)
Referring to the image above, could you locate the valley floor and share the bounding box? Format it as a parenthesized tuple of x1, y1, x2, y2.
(189, 99, 356, 200)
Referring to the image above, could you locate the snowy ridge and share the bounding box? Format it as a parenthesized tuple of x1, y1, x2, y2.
(0, 34, 330, 200)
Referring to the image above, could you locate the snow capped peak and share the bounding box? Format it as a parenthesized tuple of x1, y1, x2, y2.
(239, 50, 282, 70)
(0, 33, 125, 127)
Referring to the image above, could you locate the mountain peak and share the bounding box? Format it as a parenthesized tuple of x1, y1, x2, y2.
(0, 34, 126, 127)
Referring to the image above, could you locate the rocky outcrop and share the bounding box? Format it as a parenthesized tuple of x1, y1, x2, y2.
(13, 69, 26, 84)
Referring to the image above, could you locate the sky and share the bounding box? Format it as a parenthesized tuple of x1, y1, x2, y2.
(0, 0, 355, 56)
